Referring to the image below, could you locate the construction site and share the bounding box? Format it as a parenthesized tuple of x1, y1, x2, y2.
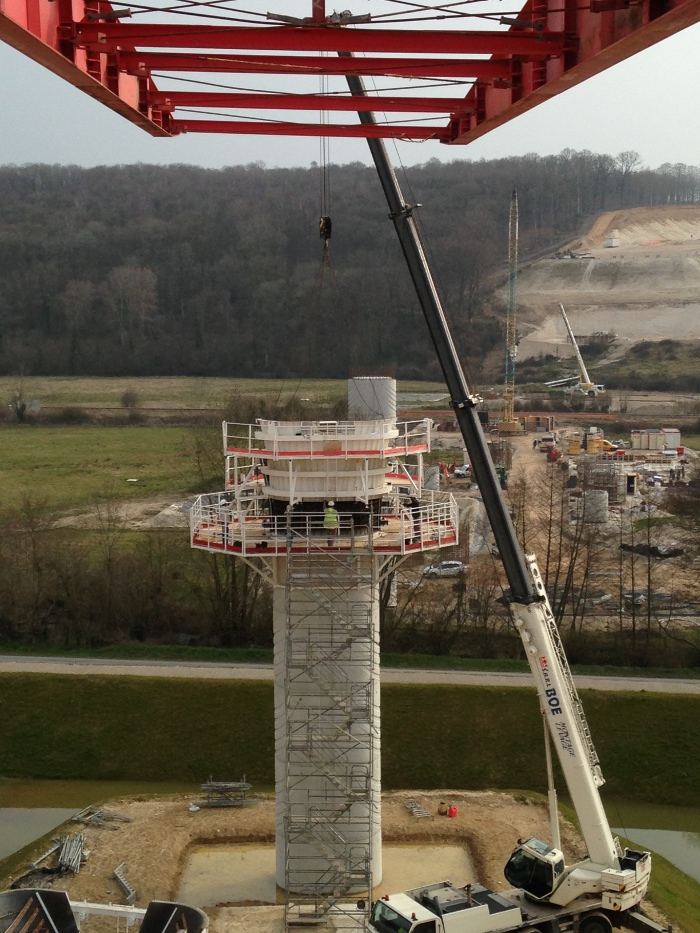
(4, 0, 700, 930)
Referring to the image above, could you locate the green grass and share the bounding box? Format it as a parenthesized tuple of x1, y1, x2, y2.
(680, 434, 700, 451)
(1, 675, 700, 804)
(645, 846, 700, 933)
(1, 676, 699, 927)
(0, 377, 447, 411)
(0, 425, 201, 510)
(0, 641, 276, 664)
(0, 777, 199, 808)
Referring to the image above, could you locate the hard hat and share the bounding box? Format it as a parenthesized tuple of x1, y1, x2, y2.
(328, 501, 334, 506)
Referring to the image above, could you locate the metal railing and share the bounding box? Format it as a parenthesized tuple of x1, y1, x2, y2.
(222, 418, 431, 459)
(190, 490, 458, 556)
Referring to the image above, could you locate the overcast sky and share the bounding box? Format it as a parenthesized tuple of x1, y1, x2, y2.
(2, 21, 700, 170)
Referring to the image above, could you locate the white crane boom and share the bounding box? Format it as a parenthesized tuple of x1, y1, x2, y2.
(560, 303, 593, 385)
(347, 64, 650, 931)
(559, 303, 605, 396)
(510, 557, 618, 869)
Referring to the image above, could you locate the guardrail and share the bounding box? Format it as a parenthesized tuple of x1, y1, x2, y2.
(190, 490, 457, 556)
(222, 419, 431, 459)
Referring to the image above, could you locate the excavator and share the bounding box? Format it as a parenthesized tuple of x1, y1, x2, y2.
(345, 66, 651, 933)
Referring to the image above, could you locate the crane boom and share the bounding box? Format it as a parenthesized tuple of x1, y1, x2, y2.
(498, 191, 522, 434)
(504, 192, 517, 419)
(560, 303, 593, 386)
(345, 57, 650, 915)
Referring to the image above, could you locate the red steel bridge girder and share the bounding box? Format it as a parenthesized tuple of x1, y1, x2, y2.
(72, 24, 567, 55)
(448, 0, 700, 143)
(2, 0, 700, 143)
(153, 92, 472, 115)
(0, 0, 173, 134)
(118, 51, 515, 80)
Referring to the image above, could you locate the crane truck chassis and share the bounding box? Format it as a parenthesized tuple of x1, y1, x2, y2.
(344, 59, 652, 933)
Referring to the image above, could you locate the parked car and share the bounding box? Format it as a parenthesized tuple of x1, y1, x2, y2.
(422, 560, 467, 578)
(453, 465, 471, 478)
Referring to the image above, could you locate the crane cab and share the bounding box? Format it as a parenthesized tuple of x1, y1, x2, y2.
(503, 837, 565, 901)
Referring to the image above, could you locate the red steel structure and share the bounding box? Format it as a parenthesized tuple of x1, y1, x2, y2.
(2, 0, 700, 144)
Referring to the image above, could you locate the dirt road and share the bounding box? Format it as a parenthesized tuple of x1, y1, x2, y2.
(2, 655, 699, 693)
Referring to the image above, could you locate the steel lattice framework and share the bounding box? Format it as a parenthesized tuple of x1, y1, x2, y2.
(2, 0, 700, 144)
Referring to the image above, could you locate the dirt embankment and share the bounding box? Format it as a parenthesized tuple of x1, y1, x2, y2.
(576, 205, 700, 252)
(9, 791, 584, 928)
(508, 205, 700, 361)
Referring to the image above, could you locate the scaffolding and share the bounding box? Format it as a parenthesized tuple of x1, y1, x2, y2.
(187, 407, 458, 933)
(578, 456, 627, 505)
(283, 535, 378, 929)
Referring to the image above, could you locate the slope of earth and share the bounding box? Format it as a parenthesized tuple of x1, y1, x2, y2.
(515, 205, 700, 361)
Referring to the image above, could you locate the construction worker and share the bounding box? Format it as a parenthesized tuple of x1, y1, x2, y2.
(219, 496, 230, 548)
(324, 501, 339, 545)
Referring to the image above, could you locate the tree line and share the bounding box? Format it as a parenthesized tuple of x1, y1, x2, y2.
(1, 150, 698, 381)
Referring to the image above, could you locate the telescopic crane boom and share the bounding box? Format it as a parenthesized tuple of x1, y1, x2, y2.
(559, 303, 606, 397)
(343, 58, 650, 931)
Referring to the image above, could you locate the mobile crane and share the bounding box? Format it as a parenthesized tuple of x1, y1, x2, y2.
(344, 62, 651, 933)
(545, 304, 606, 397)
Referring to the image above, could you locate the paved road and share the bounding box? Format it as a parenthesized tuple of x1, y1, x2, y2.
(1, 656, 699, 693)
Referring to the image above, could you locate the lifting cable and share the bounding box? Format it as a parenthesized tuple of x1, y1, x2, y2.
(311, 63, 341, 333)
(318, 65, 333, 278)
(318, 66, 333, 267)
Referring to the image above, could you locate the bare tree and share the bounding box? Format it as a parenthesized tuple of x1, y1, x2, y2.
(101, 265, 159, 348)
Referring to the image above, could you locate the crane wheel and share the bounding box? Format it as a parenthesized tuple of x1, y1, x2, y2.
(578, 912, 613, 933)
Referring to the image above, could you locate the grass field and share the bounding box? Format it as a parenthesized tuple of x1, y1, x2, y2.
(0, 376, 447, 511)
(0, 376, 447, 410)
(0, 425, 203, 510)
(1, 675, 699, 803)
(1, 675, 699, 928)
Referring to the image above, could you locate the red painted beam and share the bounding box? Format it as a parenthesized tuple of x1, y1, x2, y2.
(0, 0, 171, 135)
(120, 51, 514, 80)
(73, 23, 565, 57)
(447, 0, 700, 144)
(4, 0, 700, 146)
(153, 92, 470, 114)
(172, 118, 447, 140)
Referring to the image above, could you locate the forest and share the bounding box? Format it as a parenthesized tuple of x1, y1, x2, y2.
(1, 150, 699, 381)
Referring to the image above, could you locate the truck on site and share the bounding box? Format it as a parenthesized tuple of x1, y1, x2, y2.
(545, 304, 606, 397)
(348, 65, 652, 933)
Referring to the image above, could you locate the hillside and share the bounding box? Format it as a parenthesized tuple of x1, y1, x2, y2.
(516, 205, 700, 361)
(1, 155, 698, 380)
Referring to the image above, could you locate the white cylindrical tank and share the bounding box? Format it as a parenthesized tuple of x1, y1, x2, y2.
(582, 489, 608, 523)
(348, 377, 397, 421)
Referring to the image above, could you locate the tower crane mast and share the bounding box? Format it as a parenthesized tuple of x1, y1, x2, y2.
(498, 190, 522, 434)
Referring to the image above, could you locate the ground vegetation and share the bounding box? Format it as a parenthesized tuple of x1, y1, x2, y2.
(1, 674, 699, 804)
